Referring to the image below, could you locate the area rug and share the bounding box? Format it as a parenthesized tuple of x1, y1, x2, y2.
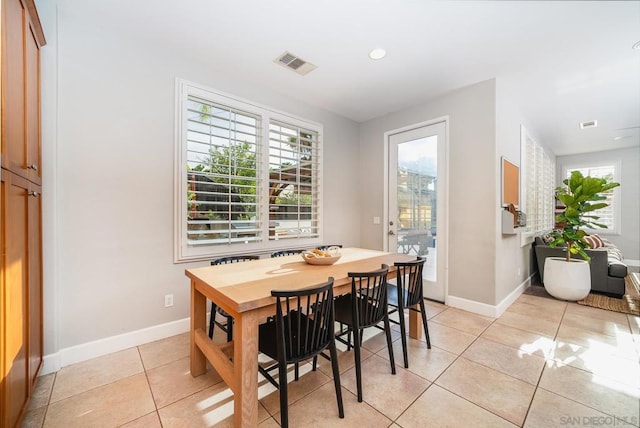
(577, 273, 640, 316)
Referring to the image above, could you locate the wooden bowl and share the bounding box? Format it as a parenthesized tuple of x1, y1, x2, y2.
(301, 251, 342, 265)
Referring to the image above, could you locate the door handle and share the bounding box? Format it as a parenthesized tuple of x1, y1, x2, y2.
(388, 230, 395, 236)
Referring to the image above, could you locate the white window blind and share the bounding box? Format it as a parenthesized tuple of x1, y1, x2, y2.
(563, 164, 618, 232)
(175, 80, 323, 261)
(522, 127, 555, 239)
(185, 98, 261, 246)
(542, 150, 555, 231)
(268, 121, 320, 241)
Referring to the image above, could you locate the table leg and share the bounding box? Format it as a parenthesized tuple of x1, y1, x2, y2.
(233, 310, 259, 427)
(408, 305, 422, 340)
(190, 280, 207, 376)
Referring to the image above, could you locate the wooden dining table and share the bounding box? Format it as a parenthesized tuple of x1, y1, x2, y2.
(185, 247, 418, 427)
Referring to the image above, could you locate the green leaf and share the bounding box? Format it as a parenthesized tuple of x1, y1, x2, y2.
(581, 177, 603, 195)
(588, 221, 608, 229)
(601, 183, 620, 192)
(568, 171, 584, 191)
(557, 194, 575, 206)
(583, 203, 608, 212)
(564, 206, 579, 218)
(575, 247, 591, 263)
(549, 239, 564, 248)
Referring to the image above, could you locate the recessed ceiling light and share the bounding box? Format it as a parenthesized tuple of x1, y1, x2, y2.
(633, 41, 640, 50)
(613, 135, 631, 141)
(369, 48, 386, 60)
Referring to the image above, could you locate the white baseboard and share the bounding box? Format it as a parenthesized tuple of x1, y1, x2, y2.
(447, 275, 532, 319)
(446, 295, 498, 318)
(41, 316, 191, 375)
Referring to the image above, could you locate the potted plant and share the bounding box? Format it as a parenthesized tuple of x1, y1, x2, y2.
(543, 170, 620, 300)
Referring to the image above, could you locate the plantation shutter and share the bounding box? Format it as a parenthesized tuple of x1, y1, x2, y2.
(524, 136, 537, 233)
(542, 151, 555, 231)
(523, 132, 555, 235)
(185, 97, 262, 246)
(268, 121, 320, 241)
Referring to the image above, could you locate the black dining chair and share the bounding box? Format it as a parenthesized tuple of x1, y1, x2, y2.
(271, 249, 304, 258)
(270, 248, 305, 377)
(209, 255, 260, 341)
(334, 264, 395, 402)
(258, 278, 344, 428)
(316, 244, 343, 251)
(387, 256, 429, 368)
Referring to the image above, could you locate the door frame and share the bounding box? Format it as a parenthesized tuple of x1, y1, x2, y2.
(383, 117, 450, 304)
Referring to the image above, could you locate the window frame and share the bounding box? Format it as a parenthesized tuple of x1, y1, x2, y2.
(174, 79, 323, 262)
(561, 161, 621, 235)
(520, 125, 555, 246)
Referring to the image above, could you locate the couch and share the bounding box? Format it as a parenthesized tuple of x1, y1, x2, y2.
(533, 234, 628, 298)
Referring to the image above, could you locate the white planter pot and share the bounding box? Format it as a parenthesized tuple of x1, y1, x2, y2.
(543, 257, 591, 301)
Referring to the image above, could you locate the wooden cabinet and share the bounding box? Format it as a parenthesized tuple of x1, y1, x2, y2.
(1, 0, 45, 426)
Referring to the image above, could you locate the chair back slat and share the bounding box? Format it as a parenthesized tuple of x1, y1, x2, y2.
(272, 278, 335, 362)
(395, 257, 426, 307)
(348, 265, 389, 328)
(271, 249, 304, 257)
(211, 255, 260, 265)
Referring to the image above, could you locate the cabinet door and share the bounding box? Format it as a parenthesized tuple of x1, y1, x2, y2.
(1, 0, 27, 177)
(26, 21, 42, 184)
(0, 171, 30, 428)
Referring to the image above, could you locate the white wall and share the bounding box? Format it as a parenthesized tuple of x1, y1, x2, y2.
(39, 3, 360, 355)
(358, 80, 498, 306)
(494, 78, 551, 302)
(556, 147, 640, 263)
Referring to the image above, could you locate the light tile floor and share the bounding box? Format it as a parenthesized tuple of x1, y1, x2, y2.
(22, 291, 640, 427)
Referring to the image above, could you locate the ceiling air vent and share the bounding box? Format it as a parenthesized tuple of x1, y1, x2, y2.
(274, 51, 317, 76)
(580, 120, 598, 129)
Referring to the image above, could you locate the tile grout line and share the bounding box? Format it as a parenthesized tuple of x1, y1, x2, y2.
(38, 372, 57, 428)
(136, 345, 163, 427)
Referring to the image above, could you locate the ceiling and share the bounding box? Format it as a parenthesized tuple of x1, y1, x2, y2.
(60, 0, 640, 156)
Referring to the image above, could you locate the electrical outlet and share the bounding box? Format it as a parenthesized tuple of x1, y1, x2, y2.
(164, 294, 174, 307)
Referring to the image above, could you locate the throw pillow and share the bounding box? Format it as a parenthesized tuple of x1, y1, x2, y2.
(584, 234, 604, 249)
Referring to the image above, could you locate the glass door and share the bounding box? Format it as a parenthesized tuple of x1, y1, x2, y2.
(388, 121, 446, 302)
